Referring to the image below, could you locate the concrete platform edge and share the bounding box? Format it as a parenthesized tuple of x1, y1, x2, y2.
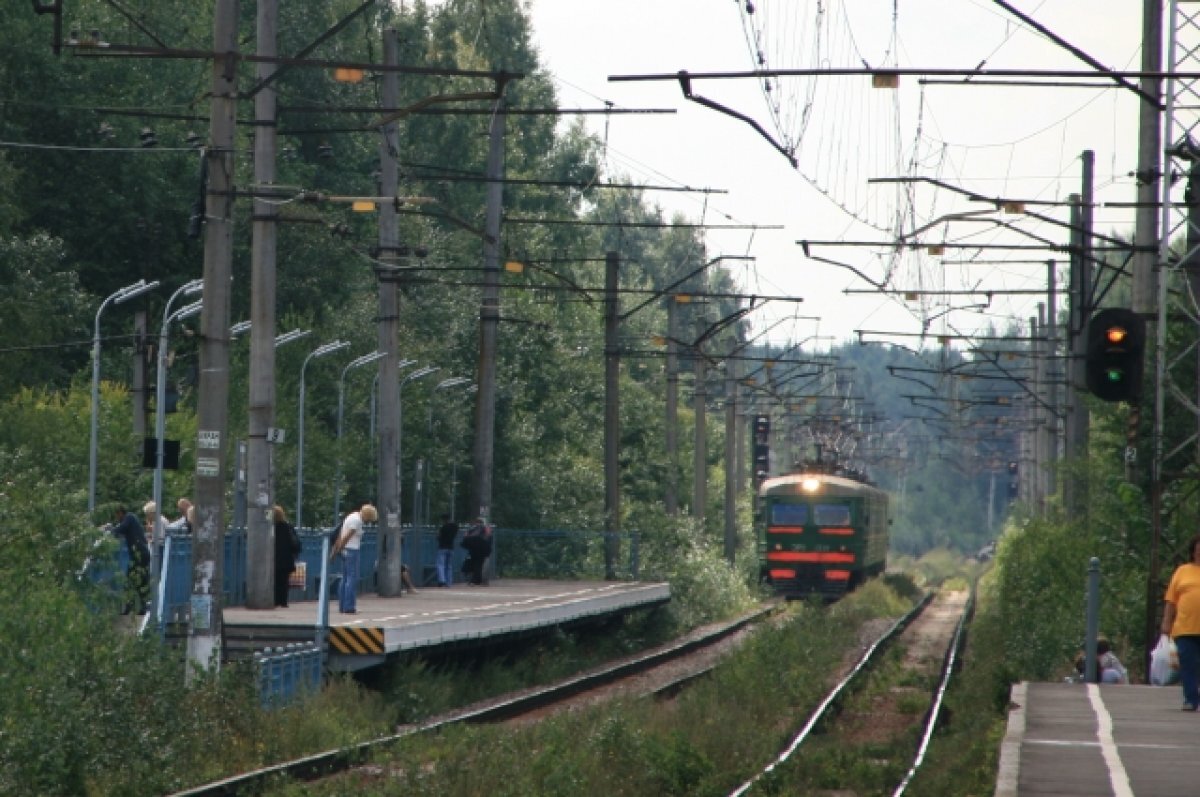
(994, 681, 1026, 797)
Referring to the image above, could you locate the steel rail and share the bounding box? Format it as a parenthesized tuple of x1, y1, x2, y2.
(168, 603, 781, 796)
(727, 591, 937, 797)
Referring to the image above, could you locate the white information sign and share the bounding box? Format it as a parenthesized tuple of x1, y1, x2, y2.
(196, 457, 219, 477)
(198, 430, 220, 449)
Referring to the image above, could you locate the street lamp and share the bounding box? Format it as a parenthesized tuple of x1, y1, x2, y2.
(449, 384, 479, 520)
(425, 377, 472, 525)
(228, 328, 311, 532)
(296, 340, 349, 530)
(334, 350, 386, 524)
(150, 279, 204, 535)
(369, 361, 416, 486)
(150, 285, 203, 565)
(399, 365, 438, 525)
(274, 328, 311, 347)
(369, 360, 416, 439)
(89, 279, 160, 513)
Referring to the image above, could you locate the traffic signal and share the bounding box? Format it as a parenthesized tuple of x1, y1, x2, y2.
(1007, 460, 1018, 476)
(753, 414, 770, 444)
(753, 443, 770, 483)
(1085, 308, 1146, 402)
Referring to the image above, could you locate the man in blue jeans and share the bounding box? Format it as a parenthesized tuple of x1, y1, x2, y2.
(436, 514, 458, 586)
(330, 502, 376, 614)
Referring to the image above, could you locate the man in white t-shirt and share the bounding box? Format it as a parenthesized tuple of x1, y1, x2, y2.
(330, 502, 377, 613)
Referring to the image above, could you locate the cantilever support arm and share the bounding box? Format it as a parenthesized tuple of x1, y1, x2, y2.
(677, 71, 797, 168)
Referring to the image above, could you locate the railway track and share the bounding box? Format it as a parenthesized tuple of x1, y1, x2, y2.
(729, 587, 973, 796)
(171, 587, 971, 797)
(168, 602, 780, 797)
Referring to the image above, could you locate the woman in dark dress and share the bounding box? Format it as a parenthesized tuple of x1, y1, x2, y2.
(272, 505, 302, 607)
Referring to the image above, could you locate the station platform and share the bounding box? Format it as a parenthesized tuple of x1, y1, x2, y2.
(222, 578, 671, 671)
(995, 682, 1200, 796)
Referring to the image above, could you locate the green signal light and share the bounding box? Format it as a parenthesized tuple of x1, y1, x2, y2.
(1105, 368, 1125, 382)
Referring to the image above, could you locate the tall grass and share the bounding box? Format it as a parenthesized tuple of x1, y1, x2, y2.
(266, 580, 919, 797)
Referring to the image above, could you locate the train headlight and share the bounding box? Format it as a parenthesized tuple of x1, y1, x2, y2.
(800, 477, 821, 493)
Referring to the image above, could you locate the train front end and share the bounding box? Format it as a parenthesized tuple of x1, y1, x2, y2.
(757, 472, 889, 599)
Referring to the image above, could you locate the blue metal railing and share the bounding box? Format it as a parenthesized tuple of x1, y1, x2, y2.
(254, 642, 322, 709)
(101, 525, 642, 622)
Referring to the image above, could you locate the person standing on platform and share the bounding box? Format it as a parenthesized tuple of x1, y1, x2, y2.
(436, 514, 458, 587)
(461, 517, 493, 586)
(272, 504, 301, 608)
(167, 497, 193, 533)
(142, 501, 165, 545)
(142, 501, 167, 596)
(1163, 534, 1200, 710)
(109, 505, 150, 614)
(330, 502, 376, 613)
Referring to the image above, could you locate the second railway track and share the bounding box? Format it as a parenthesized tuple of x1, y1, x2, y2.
(172, 585, 972, 797)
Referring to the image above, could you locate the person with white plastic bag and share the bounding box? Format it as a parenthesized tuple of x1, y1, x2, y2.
(1150, 634, 1178, 686)
(1162, 534, 1200, 709)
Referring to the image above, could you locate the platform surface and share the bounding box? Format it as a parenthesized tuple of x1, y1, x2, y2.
(223, 579, 670, 667)
(996, 681, 1200, 797)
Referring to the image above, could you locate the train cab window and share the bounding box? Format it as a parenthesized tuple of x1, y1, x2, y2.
(770, 503, 808, 526)
(813, 504, 852, 526)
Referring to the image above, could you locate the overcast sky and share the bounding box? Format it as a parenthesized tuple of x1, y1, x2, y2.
(521, 0, 1148, 350)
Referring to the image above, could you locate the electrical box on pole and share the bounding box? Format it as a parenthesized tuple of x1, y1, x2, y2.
(1085, 308, 1145, 402)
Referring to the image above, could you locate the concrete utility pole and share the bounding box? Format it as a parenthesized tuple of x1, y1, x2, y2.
(189, 0, 238, 672)
(376, 29, 404, 597)
(1035, 305, 1049, 513)
(1046, 261, 1059, 500)
(245, 0, 279, 610)
(664, 297, 680, 515)
(470, 80, 509, 524)
(604, 251, 621, 580)
(723, 351, 738, 563)
(693, 317, 707, 527)
(1065, 199, 1086, 480)
(1132, 0, 1162, 316)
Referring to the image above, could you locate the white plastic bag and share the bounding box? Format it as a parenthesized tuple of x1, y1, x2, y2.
(1150, 634, 1177, 686)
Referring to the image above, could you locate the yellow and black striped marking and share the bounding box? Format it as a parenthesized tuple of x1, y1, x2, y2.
(329, 625, 385, 655)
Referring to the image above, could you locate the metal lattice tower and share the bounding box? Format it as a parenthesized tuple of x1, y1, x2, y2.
(1153, 1, 1200, 575)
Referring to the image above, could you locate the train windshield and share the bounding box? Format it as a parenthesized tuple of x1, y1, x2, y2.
(813, 504, 852, 526)
(770, 503, 808, 525)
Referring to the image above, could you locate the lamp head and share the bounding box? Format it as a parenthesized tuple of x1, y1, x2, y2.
(314, 340, 350, 358)
(176, 301, 203, 322)
(115, 279, 160, 304)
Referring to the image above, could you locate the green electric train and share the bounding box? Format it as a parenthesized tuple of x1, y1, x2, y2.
(757, 471, 890, 598)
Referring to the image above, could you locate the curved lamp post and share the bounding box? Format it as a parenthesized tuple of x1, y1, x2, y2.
(89, 279, 160, 513)
(448, 384, 479, 520)
(334, 350, 385, 524)
(151, 281, 203, 539)
(141, 298, 203, 607)
(228, 327, 309, 532)
(398, 365, 438, 525)
(425, 377, 472, 525)
(369, 360, 416, 483)
(296, 340, 349, 530)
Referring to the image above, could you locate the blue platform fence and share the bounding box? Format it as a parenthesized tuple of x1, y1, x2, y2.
(101, 525, 641, 622)
(90, 525, 639, 707)
(254, 642, 323, 708)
